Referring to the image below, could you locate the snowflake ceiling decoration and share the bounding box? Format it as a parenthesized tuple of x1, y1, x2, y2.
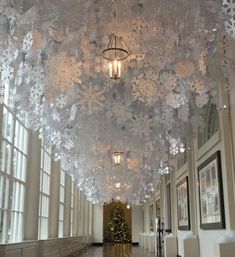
(0, 0, 233, 204)
(77, 83, 106, 114)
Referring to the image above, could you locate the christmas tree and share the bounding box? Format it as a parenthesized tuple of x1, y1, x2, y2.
(104, 206, 131, 243)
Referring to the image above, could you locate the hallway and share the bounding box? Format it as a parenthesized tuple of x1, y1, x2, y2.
(81, 245, 156, 257)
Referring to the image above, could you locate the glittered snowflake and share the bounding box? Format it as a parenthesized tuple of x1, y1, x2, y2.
(46, 53, 82, 92)
(130, 114, 152, 137)
(132, 74, 158, 106)
(77, 84, 106, 114)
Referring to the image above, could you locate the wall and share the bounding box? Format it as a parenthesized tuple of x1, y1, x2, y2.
(143, 82, 235, 257)
(92, 205, 103, 243)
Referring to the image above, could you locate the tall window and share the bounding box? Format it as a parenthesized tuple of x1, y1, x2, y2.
(0, 83, 28, 243)
(70, 178, 74, 236)
(58, 169, 65, 238)
(38, 142, 51, 239)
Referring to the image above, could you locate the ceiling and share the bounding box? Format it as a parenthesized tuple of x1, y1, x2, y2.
(0, 0, 235, 204)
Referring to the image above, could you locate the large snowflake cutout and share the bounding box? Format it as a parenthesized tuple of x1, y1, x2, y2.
(222, 0, 235, 17)
(46, 53, 82, 92)
(77, 84, 106, 114)
(130, 114, 152, 137)
(132, 73, 159, 106)
(224, 17, 235, 39)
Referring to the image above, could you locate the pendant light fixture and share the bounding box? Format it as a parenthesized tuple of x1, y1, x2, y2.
(102, 34, 130, 79)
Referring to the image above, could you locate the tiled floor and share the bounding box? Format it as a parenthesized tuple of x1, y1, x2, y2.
(81, 244, 156, 257)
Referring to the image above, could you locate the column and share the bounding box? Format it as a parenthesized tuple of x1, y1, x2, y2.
(23, 131, 41, 240)
(64, 174, 71, 237)
(48, 160, 60, 238)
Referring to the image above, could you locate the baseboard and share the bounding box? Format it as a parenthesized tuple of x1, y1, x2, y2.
(92, 242, 139, 246)
(92, 243, 103, 246)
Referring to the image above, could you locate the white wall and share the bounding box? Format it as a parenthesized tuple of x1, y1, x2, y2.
(92, 205, 103, 243)
(132, 205, 144, 243)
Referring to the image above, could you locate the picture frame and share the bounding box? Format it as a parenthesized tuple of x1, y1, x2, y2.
(150, 204, 154, 231)
(176, 176, 190, 230)
(198, 151, 225, 230)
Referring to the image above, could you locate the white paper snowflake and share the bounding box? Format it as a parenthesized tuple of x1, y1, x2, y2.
(222, 0, 235, 17)
(0, 47, 18, 64)
(22, 32, 33, 52)
(130, 114, 152, 137)
(55, 94, 68, 109)
(30, 84, 44, 101)
(132, 74, 158, 106)
(77, 84, 106, 114)
(63, 139, 74, 150)
(224, 17, 235, 39)
(1, 64, 14, 84)
(195, 93, 209, 108)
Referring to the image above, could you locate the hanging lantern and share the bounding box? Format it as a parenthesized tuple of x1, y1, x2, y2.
(102, 34, 130, 80)
(112, 151, 124, 165)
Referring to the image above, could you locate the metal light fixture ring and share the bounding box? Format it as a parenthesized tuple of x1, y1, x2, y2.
(102, 47, 130, 61)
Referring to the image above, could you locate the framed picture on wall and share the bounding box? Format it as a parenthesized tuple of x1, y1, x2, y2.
(198, 151, 225, 230)
(150, 204, 154, 231)
(177, 176, 190, 230)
